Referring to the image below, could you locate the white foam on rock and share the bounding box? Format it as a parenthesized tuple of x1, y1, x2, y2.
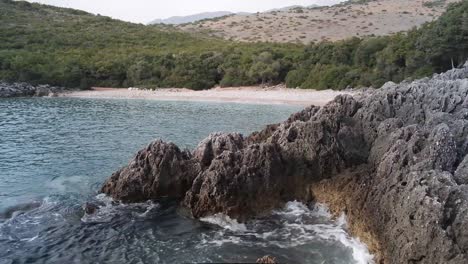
(299, 214, 374, 264)
(198, 201, 374, 264)
(278, 201, 375, 264)
(81, 194, 159, 223)
(200, 213, 247, 232)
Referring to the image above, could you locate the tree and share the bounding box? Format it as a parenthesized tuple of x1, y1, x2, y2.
(127, 59, 152, 86)
(461, 11, 468, 64)
(248, 52, 281, 85)
(354, 37, 387, 67)
(285, 68, 308, 88)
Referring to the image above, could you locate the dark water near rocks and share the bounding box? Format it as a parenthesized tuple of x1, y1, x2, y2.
(0, 98, 373, 264)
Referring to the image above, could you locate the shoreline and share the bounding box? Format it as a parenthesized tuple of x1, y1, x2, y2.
(59, 86, 353, 106)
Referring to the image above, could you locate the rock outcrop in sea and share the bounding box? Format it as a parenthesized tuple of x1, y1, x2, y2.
(0, 82, 64, 98)
(256, 255, 277, 264)
(101, 63, 468, 263)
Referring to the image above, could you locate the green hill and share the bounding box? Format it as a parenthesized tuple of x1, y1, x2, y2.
(0, 0, 302, 89)
(0, 0, 467, 90)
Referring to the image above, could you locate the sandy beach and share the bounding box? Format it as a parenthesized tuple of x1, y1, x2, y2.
(60, 86, 352, 106)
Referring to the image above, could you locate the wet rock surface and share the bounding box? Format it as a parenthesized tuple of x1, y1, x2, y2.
(101, 63, 468, 263)
(0, 82, 64, 98)
(256, 255, 277, 264)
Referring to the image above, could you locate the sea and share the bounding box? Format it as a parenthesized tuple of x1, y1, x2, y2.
(0, 97, 373, 264)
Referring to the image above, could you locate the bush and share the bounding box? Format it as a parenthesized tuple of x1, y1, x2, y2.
(301, 64, 352, 90)
(285, 68, 308, 88)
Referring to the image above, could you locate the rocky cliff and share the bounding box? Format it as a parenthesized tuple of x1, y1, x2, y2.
(0, 82, 64, 98)
(101, 63, 468, 263)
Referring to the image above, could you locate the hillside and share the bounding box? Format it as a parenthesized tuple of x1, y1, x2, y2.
(179, 0, 461, 43)
(146, 5, 321, 26)
(0, 0, 302, 89)
(149, 11, 235, 25)
(265, 4, 319, 12)
(0, 0, 467, 91)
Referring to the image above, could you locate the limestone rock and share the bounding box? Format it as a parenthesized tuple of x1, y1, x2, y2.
(101, 140, 200, 202)
(0, 82, 64, 98)
(83, 202, 99, 215)
(192, 132, 244, 168)
(101, 63, 468, 263)
(256, 255, 277, 264)
(455, 155, 468, 185)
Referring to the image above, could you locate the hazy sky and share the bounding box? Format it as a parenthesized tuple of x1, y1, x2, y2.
(27, 0, 344, 24)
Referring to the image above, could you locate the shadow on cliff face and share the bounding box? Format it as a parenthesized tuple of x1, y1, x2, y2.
(100, 63, 468, 263)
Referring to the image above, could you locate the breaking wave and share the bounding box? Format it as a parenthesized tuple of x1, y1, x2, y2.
(199, 201, 374, 264)
(80, 194, 160, 223)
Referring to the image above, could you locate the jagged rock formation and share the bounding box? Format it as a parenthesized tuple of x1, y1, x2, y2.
(0, 82, 64, 98)
(101, 63, 468, 263)
(256, 255, 277, 264)
(101, 140, 200, 202)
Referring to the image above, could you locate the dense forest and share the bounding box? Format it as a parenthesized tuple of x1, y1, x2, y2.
(0, 0, 467, 90)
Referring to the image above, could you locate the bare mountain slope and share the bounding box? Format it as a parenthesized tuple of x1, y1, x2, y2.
(179, 0, 461, 43)
(149, 11, 235, 25)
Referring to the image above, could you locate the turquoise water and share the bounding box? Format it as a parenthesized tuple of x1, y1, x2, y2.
(0, 98, 300, 211)
(0, 97, 372, 264)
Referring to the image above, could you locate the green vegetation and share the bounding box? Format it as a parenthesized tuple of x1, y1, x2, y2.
(0, 0, 467, 90)
(0, 0, 302, 89)
(287, 0, 468, 89)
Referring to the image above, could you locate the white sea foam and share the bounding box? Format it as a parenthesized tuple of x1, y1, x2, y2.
(80, 196, 115, 223)
(273, 200, 310, 217)
(135, 202, 159, 218)
(199, 231, 243, 246)
(20, 235, 38, 242)
(46, 176, 86, 192)
(200, 213, 247, 232)
(0, 197, 61, 242)
(81, 194, 159, 223)
(277, 202, 374, 264)
(311, 203, 333, 219)
(198, 201, 374, 264)
(298, 219, 374, 264)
